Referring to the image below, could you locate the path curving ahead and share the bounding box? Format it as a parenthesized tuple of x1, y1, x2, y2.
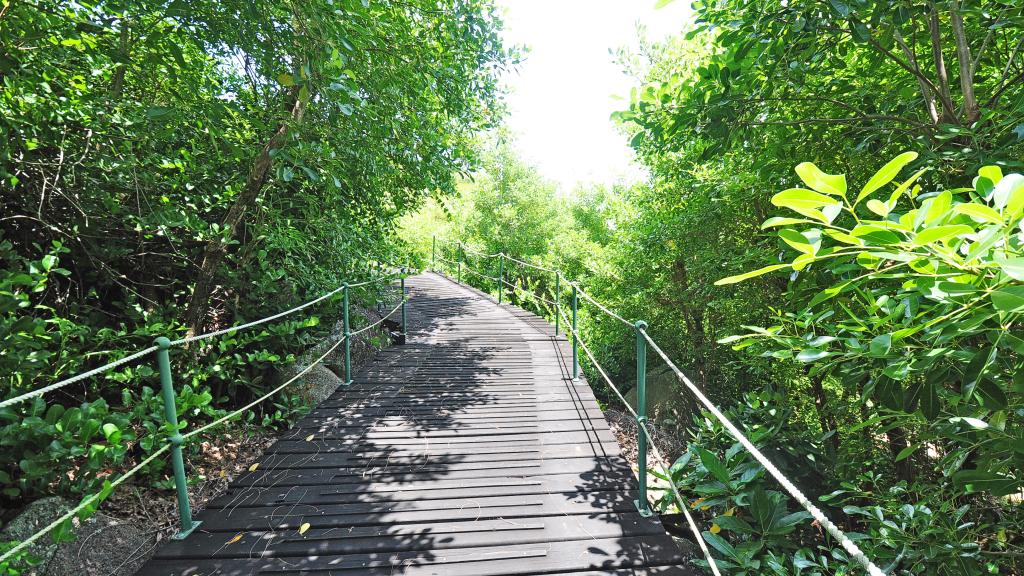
(137, 272, 695, 576)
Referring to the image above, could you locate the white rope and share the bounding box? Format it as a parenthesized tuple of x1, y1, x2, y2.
(458, 244, 501, 258)
(2, 272, 403, 409)
(0, 346, 158, 409)
(350, 298, 406, 337)
(171, 285, 345, 346)
(556, 309, 722, 576)
(500, 252, 558, 274)
(569, 278, 632, 327)
(171, 272, 402, 346)
(641, 330, 885, 576)
(0, 442, 171, 563)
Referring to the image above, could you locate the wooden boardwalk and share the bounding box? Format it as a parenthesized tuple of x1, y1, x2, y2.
(138, 272, 694, 576)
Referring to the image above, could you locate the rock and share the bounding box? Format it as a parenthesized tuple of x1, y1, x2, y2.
(44, 512, 156, 576)
(297, 362, 344, 405)
(0, 496, 72, 574)
(0, 497, 156, 576)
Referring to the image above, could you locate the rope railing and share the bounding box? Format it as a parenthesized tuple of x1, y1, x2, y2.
(0, 268, 412, 561)
(431, 236, 885, 576)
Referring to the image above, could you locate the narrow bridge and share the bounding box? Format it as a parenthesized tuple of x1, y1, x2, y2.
(136, 272, 693, 575)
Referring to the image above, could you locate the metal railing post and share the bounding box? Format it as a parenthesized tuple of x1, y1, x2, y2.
(154, 337, 201, 539)
(400, 272, 408, 343)
(342, 283, 352, 385)
(431, 236, 436, 272)
(633, 321, 652, 517)
(457, 244, 462, 284)
(571, 284, 579, 380)
(554, 272, 561, 335)
(498, 254, 504, 303)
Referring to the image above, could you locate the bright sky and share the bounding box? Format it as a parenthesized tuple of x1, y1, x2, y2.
(498, 1, 693, 191)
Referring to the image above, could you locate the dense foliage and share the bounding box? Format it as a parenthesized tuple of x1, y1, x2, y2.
(413, 1, 1024, 573)
(1, 0, 512, 539)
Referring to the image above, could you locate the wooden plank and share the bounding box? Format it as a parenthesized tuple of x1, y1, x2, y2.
(137, 272, 695, 576)
(138, 536, 683, 576)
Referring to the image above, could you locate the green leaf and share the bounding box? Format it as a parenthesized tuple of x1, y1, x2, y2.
(857, 151, 918, 204)
(976, 379, 1007, 410)
(796, 349, 831, 362)
(866, 199, 890, 217)
(146, 106, 173, 119)
(778, 228, 815, 254)
(851, 225, 901, 245)
(911, 225, 973, 246)
(994, 257, 1024, 281)
(697, 446, 731, 484)
(715, 264, 790, 286)
(771, 188, 838, 210)
(952, 469, 1018, 497)
(794, 162, 847, 197)
(761, 217, 812, 229)
(991, 286, 1024, 314)
(992, 173, 1023, 210)
(869, 334, 891, 356)
(953, 203, 1003, 225)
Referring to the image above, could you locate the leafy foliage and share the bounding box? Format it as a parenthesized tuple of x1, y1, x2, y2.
(0, 0, 513, 529)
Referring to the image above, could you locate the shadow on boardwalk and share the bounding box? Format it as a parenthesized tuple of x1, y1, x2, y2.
(135, 273, 697, 576)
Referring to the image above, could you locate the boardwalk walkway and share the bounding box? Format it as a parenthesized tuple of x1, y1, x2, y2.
(138, 272, 693, 576)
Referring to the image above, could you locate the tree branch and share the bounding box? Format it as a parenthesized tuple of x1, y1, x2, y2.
(949, 0, 979, 123)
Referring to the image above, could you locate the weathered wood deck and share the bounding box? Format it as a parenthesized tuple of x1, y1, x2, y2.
(137, 272, 695, 576)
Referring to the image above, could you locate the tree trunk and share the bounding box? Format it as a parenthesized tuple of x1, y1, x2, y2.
(809, 370, 841, 455)
(949, 0, 979, 124)
(926, 5, 953, 122)
(182, 86, 307, 334)
(886, 426, 915, 483)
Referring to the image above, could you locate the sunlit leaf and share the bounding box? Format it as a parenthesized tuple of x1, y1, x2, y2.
(857, 151, 918, 204)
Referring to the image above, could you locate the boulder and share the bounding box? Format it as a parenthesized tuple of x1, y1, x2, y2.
(44, 512, 156, 576)
(0, 496, 71, 574)
(0, 497, 156, 576)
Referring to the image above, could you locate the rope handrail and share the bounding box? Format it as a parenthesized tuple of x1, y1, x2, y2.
(0, 268, 411, 558)
(500, 252, 558, 274)
(0, 346, 159, 410)
(458, 244, 502, 258)
(1, 270, 405, 409)
(641, 330, 884, 576)
(171, 270, 403, 346)
(182, 296, 405, 441)
(437, 243, 883, 575)
(555, 307, 721, 575)
(568, 280, 632, 327)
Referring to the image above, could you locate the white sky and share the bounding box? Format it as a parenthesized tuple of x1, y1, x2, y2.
(498, 1, 693, 191)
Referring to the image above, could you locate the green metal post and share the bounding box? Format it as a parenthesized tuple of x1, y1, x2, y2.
(498, 254, 504, 303)
(633, 321, 652, 517)
(342, 284, 352, 386)
(457, 244, 462, 284)
(154, 337, 201, 539)
(400, 272, 408, 342)
(554, 272, 561, 335)
(431, 236, 436, 272)
(571, 284, 579, 380)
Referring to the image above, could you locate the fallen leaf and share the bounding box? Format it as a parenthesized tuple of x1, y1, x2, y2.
(710, 523, 721, 534)
(299, 522, 310, 535)
(305, 434, 315, 442)
(226, 533, 243, 545)
(249, 463, 259, 472)
(219, 470, 226, 478)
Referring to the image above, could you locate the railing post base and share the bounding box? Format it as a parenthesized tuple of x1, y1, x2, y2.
(634, 499, 654, 518)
